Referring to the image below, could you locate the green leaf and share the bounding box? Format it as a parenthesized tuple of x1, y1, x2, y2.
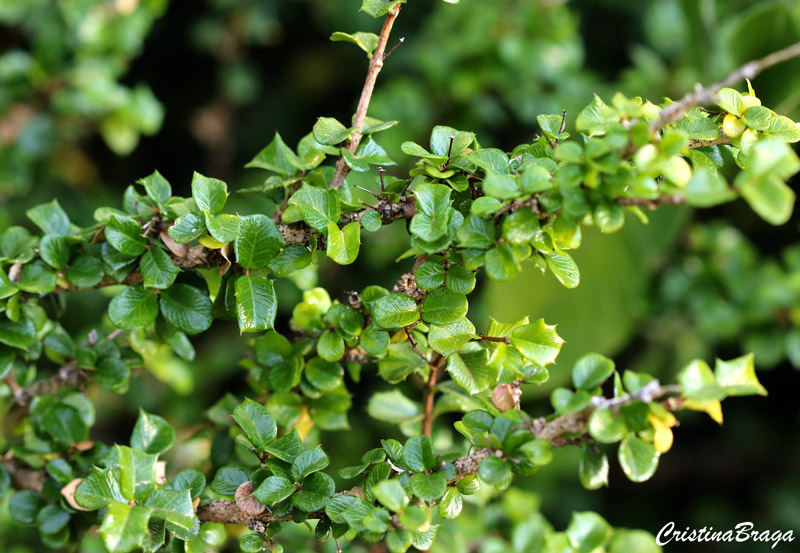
(578, 444, 609, 490)
(75, 467, 127, 510)
(676, 115, 720, 140)
(402, 436, 436, 472)
(168, 470, 206, 500)
(0, 267, 17, 299)
(618, 435, 659, 483)
(438, 487, 463, 520)
(428, 318, 476, 356)
(510, 319, 564, 366)
(326, 221, 361, 265)
(545, 251, 580, 288)
(210, 467, 248, 496)
(485, 243, 520, 281)
(205, 213, 240, 243)
(367, 390, 421, 424)
(27, 200, 71, 236)
(422, 288, 468, 325)
(457, 215, 496, 249)
(95, 356, 130, 393)
(576, 95, 618, 136)
(36, 503, 71, 535)
(502, 210, 540, 245)
(764, 114, 800, 142)
(253, 476, 296, 505)
(168, 213, 205, 244)
(739, 174, 795, 226)
(0, 346, 13, 379)
(372, 480, 408, 512)
(587, 408, 626, 443)
(430, 125, 473, 157)
(9, 490, 46, 524)
(715, 354, 767, 396)
(245, 133, 301, 176)
(292, 472, 335, 512)
(140, 248, 179, 289)
(361, 210, 382, 232)
(160, 284, 212, 334)
(415, 181, 451, 216)
(361, 327, 389, 356)
(361, 0, 404, 18)
(371, 294, 419, 329)
(483, 172, 520, 200)
(16, 260, 56, 294)
(240, 533, 266, 553)
(313, 117, 355, 145)
(715, 88, 744, 115)
(566, 512, 612, 553)
(378, 344, 427, 383)
(106, 215, 147, 256)
(305, 356, 344, 390)
(144, 489, 197, 531)
(478, 455, 510, 485)
(464, 148, 510, 174)
(235, 215, 283, 269)
(131, 409, 176, 455)
(572, 353, 615, 390)
(410, 472, 447, 502)
(233, 398, 277, 451)
(445, 264, 476, 295)
(289, 185, 341, 233)
(742, 105, 773, 131)
(139, 171, 172, 206)
(109, 286, 159, 329)
(100, 502, 151, 553)
(538, 114, 565, 140)
(67, 255, 104, 288)
(291, 447, 329, 481)
(678, 359, 724, 401)
(0, 318, 36, 350)
(235, 275, 277, 333)
(264, 430, 303, 462)
(330, 31, 380, 58)
(191, 172, 228, 214)
(446, 347, 490, 394)
(268, 245, 312, 277)
(39, 235, 69, 270)
(685, 169, 736, 207)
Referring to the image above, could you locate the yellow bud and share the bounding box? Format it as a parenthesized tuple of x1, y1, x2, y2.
(723, 113, 746, 138)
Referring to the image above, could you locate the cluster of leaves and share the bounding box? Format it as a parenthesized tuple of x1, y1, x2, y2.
(0, 0, 166, 198)
(0, 1, 797, 552)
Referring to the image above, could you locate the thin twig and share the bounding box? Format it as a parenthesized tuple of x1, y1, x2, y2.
(331, 4, 403, 190)
(422, 355, 444, 437)
(615, 195, 686, 209)
(688, 135, 731, 149)
(650, 40, 800, 132)
(471, 334, 510, 344)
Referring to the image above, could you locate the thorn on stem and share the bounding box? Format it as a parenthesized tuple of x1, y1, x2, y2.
(559, 109, 567, 134)
(355, 184, 382, 198)
(383, 36, 404, 60)
(378, 167, 386, 191)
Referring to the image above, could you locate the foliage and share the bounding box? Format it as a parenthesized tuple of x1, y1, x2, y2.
(1, 1, 798, 552)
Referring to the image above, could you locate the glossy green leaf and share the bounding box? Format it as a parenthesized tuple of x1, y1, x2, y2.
(191, 172, 228, 214)
(327, 221, 361, 265)
(233, 398, 277, 450)
(167, 214, 205, 244)
(715, 354, 767, 396)
(106, 215, 147, 256)
(75, 467, 127, 510)
(715, 88, 744, 115)
(140, 247, 179, 289)
(410, 472, 447, 502)
(587, 408, 626, 443)
(291, 447, 329, 481)
(545, 251, 580, 288)
(210, 467, 248, 496)
(143, 489, 197, 531)
(16, 260, 56, 294)
(160, 283, 212, 334)
(27, 200, 71, 236)
(139, 170, 172, 206)
(371, 294, 419, 329)
(428, 318, 476, 355)
(67, 255, 104, 287)
(402, 436, 436, 472)
(576, 95, 618, 136)
(313, 117, 355, 145)
(422, 288, 468, 325)
(108, 286, 159, 329)
(478, 455, 510, 485)
(618, 435, 659, 482)
(566, 511, 612, 553)
(235, 275, 277, 332)
(330, 31, 379, 58)
(360, 0, 404, 18)
(288, 185, 341, 233)
(0, 318, 35, 350)
(131, 408, 176, 455)
(292, 472, 335, 512)
(245, 132, 301, 175)
(235, 214, 283, 269)
(253, 476, 295, 505)
(510, 319, 564, 366)
(578, 444, 609, 490)
(39, 235, 69, 270)
(573, 353, 615, 390)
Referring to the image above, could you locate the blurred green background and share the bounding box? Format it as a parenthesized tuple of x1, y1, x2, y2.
(2, 0, 800, 551)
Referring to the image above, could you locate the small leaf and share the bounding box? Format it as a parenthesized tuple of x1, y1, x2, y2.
(16, 260, 56, 294)
(618, 435, 659, 483)
(233, 398, 277, 451)
(360, 0, 404, 18)
(245, 132, 301, 176)
(367, 390, 421, 424)
(235, 275, 277, 333)
(510, 319, 564, 366)
(402, 436, 436, 472)
(253, 476, 295, 505)
(106, 215, 147, 256)
(291, 447, 329, 481)
(131, 409, 176, 455)
(158, 285, 211, 337)
(326, 221, 361, 265)
(715, 88, 744, 116)
(330, 31, 380, 58)
(288, 185, 341, 234)
(410, 472, 447, 502)
(108, 286, 159, 329)
(578, 444, 609, 490)
(421, 288, 468, 325)
(313, 117, 355, 145)
(27, 200, 71, 236)
(292, 472, 335, 512)
(545, 251, 580, 288)
(235, 215, 283, 269)
(140, 248, 179, 289)
(572, 353, 615, 390)
(168, 214, 205, 244)
(566, 511, 613, 553)
(139, 171, 172, 206)
(67, 256, 104, 288)
(100, 502, 151, 553)
(478, 455, 510, 485)
(210, 467, 248, 497)
(191, 172, 228, 214)
(371, 294, 419, 329)
(576, 95, 618, 136)
(715, 354, 767, 396)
